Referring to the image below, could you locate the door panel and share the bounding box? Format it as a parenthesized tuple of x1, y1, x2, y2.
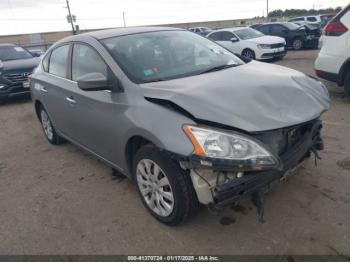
(64, 43, 124, 163)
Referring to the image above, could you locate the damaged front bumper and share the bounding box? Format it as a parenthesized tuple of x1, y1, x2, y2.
(179, 119, 324, 218)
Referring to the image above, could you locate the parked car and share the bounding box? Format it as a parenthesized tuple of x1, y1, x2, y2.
(315, 4, 350, 96)
(255, 22, 319, 50)
(292, 22, 322, 38)
(207, 27, 286, 60)
(31, 27, 330, 225)
(189, 27, 212, 36)
(288, 15, 322, 27)
(0, 43, 41, 104)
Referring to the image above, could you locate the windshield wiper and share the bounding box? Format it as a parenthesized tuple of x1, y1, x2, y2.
(199, 64, 239, 74)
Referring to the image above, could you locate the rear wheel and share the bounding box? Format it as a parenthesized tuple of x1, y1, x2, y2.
(241, 49, 256, 60)
(133, 145, 200, 226)
(39, 106, 65, 145)
(344, 71, 350, 97)
(292, 38, 303, 50)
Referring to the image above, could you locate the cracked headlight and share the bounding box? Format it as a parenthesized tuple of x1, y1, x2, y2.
(183, 125, 279, 169)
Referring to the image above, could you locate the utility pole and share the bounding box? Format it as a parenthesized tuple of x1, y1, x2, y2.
(123, 11, 126, 27)
(266, 0, 269, 21)
(65, 0, 75, 34)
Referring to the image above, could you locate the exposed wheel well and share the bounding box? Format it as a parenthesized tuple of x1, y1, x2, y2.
(125, 136, 154, 176)
(339, 59, 350, 86)
(34, 100, 43, 120)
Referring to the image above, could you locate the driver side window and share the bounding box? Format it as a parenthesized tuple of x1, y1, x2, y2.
(71, 44, 108, 81)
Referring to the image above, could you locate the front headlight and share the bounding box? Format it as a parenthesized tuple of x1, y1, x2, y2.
(183, 125, 279, 170)
(258, 44, 271, 49)
(0, 84, 7, 89)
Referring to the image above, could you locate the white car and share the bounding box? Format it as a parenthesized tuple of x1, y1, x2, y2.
(315, 4, 350, 96)
(289, 16, 322, 26)
(207, 27, 286, 60)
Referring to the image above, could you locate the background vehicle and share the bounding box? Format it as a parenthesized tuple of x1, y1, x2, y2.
(189, 27, 212, 36)
(289, 16, 322, 27)
(315, 4, 350, 96)
(255, 22, 319, 50)
(31, 27, 329, 226)
(207, 27, 286, 60)
(0, 43, 40, 103)
(292, 22, 322, 38)
(320, 13, 337, 27)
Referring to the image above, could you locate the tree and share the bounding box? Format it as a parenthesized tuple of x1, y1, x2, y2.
(269, 7, 342, 18)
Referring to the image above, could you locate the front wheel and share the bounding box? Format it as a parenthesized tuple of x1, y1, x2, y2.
(241, 49, 256, 60)
(292, 38, 303, 50)
(133, 145, 200, 226)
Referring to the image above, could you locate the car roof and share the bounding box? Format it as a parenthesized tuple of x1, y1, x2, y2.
(76, 26, 182, 40)
(210, 27, 249, 32)
(258, 22, 290, 26)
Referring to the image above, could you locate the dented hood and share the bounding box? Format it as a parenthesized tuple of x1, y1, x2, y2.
(140, 61, 330, 132)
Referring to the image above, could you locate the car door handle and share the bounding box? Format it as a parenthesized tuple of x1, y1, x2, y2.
(66, 97, 76, 104)
(40, 86, 48, 93)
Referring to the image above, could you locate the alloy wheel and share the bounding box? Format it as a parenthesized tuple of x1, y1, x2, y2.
(41, 110, 53, 141)
(136, 159, 174, 217)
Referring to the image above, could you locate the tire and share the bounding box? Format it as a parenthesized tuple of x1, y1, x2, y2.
(133, 145, 200, 226)
(344, 71, 350, 97)
(241, 49, 256, 60)
(292, 38, 303, 50)
(38, 106, 65, 145)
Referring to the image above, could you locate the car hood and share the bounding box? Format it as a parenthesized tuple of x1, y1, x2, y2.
(0, 57, 40, 72)
(141, 61, 330, 132)
(246, 35, 285, 45)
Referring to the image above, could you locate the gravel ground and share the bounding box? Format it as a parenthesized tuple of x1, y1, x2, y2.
(0, 50, 349, 255)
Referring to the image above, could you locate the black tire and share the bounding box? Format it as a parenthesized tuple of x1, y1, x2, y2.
(133, 145, 200, 226)
(241, 49, 256, 60)
(292, 38, 303, 50)
(38, 105, 65, 145)
(344, 71, 350, 97)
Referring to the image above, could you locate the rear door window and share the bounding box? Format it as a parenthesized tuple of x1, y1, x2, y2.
(208, 32, 222, 41)
(271, 25, 286, 34)
(48, 45, 70, 78)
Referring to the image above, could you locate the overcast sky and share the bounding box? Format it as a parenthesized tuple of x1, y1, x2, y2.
(0, 0, 348, 35)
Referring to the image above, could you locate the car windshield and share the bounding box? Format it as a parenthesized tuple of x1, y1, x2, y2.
(0, 45, 33, 61)
(234, 28, 264, 40)
(101, 30, 244, 83)
(283, 23, 301, 31)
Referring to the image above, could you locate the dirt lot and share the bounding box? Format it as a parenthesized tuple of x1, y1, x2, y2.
(0, 50, 349, 255)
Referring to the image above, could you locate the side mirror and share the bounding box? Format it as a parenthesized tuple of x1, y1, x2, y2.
(77, 72, 112, 91)
(230, 37, 239, 42)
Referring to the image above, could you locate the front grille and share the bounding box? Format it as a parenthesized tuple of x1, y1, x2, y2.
(252, 119, 319, 156)
(270, 43, 285, 49)
(4, 72, 31, 83)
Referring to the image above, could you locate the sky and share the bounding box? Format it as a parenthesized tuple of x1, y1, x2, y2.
(0, 0, 348, 36)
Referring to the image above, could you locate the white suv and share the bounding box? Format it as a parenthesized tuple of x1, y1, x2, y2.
(289, 16, 322, 26)
(315, 4, 350, 96)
